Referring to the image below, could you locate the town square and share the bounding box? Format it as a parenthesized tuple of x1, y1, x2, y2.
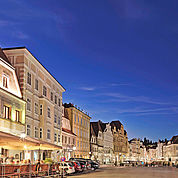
(0, 0, 178, 177)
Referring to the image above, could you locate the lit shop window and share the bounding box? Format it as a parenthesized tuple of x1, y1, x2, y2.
(27, 125, 31, 136)
(2, 75, 8, 89)
(3, 105, 10, 119)
(27, 72, 31, 85)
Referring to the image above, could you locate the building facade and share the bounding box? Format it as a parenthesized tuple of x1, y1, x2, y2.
(64, 103, 91, 158)
(0, 48, 26, 162)
(163, 136, 178, 164)
(62, 106, 76, 160)
(110, 121, 128, 164)
(3, 47, 65, 162)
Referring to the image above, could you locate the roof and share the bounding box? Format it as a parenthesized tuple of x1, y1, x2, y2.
(90, 121, 103, 137)
(170, 135, 178, 144)
(62, 128, 76, 136)
(0, 48, 11, 65)
(110, 120, 123, 131)
(3, 46, 65, 91)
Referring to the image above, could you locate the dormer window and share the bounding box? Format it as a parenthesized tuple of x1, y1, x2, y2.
(2, 75, 9, 89)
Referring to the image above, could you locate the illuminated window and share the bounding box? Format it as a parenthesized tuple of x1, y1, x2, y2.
(40, 105, 42, 115)
(35, 79, 38, 90)
(3, 105, 10, 119)
(2, 75, 8, 89)
(27, 125, 31, 136)
(35, 103, 38, 114)
(27, 72, 31, 85)
(34, 127, 38, 138)
(51, 92, 53, 101)
(43, 86, 47, 96)
(27, 98, 31, 111)
(47, 107, 51, 118)
(47, 129, 51, 139)
(40, 128, 42, 138)
(54, 133, 57, 142)
(15, 110, 20, 122)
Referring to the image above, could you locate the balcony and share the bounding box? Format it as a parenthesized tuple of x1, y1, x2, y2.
(0, 117, 25, 136)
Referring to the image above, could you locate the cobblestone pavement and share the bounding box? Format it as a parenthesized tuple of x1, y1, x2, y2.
(69, 166, 178, 178)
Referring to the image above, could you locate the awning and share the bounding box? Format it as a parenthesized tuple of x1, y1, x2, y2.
(0, 131, 62, 150)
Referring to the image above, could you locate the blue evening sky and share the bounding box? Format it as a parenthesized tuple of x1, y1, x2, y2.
(0, 0, 178, 141)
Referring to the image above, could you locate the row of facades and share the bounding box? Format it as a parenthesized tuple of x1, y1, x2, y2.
(0, 47, 128, 164)
(127, 136, 178, 164)
(0, 47, 177, 165)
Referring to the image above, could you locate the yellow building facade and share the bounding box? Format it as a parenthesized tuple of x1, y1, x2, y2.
(64, 103, 91, 158)
(0, 48, 26, 160)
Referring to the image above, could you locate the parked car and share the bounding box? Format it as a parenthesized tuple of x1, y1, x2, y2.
(72, 161, 83, 172)
(57, 161, 75, 175)
(90, 161, 99, 170)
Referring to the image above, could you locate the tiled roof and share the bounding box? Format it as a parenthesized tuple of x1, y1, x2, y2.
(62, 128, 76, 136)
(110, 120, 123, 131)
(170, 135, 178, 144)
(0, 48, 11, 65)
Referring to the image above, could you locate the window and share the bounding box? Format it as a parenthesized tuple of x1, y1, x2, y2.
(81, 130, 82, 137)
(2, 75, 8, 88)
(74, 115, 76, 123)
(54, 133, 57, 142)
(27, 125, 31, 136)
(74, 127, 76, 134)
(35, 127, 38, 138)
(62, 136, 64, 143)
(58, 117, 60, 125)
(58, 98, 60, 106)
(35, 103, 38, 114)
(77, 141, 79, 147)
(27, 98, 31, 111)
(43, 86, 47, 96)
(51, 92, 53, 101)
(27, 72, 31, 85)
(47, 129, 51, 139)
(73, 138, 75, 145)
(40, 128, 42, 138)
(81, 118, 82, 125)
(68, 137, 70, 144)
(35, 79, 38, 90)
(3, 105, 10, 119)
(40, 105, 43, 115)
(15, 110, 20, 122)
(55, 96, 57, 104)
(78, 116, 79, 123)
(54, 115, 57, 123)
(47, 107, 51, 118)
(58, 135, 60, 142)
(65, 136, 67, 143)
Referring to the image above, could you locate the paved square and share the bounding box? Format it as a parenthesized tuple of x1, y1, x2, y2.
(70, 167, 178, 178)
